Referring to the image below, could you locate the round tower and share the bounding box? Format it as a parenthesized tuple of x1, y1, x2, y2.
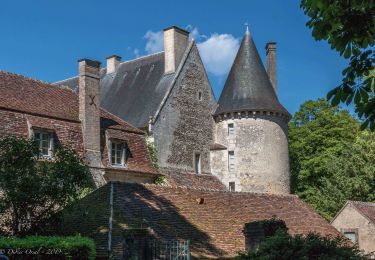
(210, 30, 291, 194)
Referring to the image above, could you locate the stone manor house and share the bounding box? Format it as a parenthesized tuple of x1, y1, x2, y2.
(0, 26, 347, 258)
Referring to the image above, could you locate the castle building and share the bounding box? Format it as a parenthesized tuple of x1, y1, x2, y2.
(56, 26, 291, 194)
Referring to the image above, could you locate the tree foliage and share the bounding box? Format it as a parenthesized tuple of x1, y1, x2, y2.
(236, 230, 365, 260)
(0, 136, 93, 236)
(289, 99, 375, 220)
(300, 0, 375, 129)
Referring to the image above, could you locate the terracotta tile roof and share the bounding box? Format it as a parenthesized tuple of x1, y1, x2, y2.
(0, 71, 143, 134)
(161, 168, 226, 190)
(0, 71, 79, 121)
(351, 201, 375, 224)
(59, 182, 340, 258)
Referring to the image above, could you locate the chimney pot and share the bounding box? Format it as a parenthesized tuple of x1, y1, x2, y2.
(106, 55, 121, 74)
(164, 26, 189, 74)
(265, 42, 277, 96)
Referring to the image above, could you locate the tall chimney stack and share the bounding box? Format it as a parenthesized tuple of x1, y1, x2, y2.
(106, 55, 121, 74)
(163, 26, 189, 74)
(78, 59, 102, 168)
(265, 42, 277, 95)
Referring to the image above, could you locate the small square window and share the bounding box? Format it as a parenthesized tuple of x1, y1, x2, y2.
(228, 123, 234, 136)
(111, 141, 127, 166)
(34, 130, 54, 158)
(344, 232, 358, 244)
(229, 182, 235, 191)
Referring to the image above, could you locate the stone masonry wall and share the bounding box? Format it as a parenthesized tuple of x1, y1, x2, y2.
(331, 204, 375, 255)
(153, 44, 216, 174)
(211, 115, 290, 193)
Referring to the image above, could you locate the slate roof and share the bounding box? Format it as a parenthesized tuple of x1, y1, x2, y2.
(55, 52, 174, 128)
(59, 182, 341, 258)
(215, 31, 290, 118)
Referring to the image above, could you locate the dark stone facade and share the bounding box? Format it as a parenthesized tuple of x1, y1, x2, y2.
(153, 44, 216, 174)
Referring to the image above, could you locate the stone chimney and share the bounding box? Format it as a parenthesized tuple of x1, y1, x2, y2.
(106, 55, 121, 74)
(163, 26, 189, 74)
(78, 59, 102, 168)
(265, 42, 277, 95)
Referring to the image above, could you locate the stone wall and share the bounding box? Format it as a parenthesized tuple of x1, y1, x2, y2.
(211, 114, 290, 193)
(331, 203, 375, 255)
(153, 44, 216, 174)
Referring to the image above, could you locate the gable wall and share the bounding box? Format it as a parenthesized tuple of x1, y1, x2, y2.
(331, 203, 375, 255)
(153, 44, 216, 174)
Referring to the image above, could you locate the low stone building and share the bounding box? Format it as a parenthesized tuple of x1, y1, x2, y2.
(331, 201, 375, 257)
(58, 182, 340, 259)
(0, 60, 158, 187)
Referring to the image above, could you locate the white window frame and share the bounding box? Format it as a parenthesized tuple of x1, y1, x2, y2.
(110, 140, 127, 167)
(228, 123, 235, 136)
(194, 152, 201, 174)
(228, 151, 235, 172)
(34, 130, 54, 158)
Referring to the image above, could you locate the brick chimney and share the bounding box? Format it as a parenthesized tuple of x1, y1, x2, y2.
(78, 59, 102, 168)
(163, 26, 189, 74)
(106, 55, 121, 74)
(265, 42, 277, 95)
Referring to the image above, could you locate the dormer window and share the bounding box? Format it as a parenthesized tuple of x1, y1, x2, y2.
(111, 141, 127, 167)
(34, 130, 54, 158)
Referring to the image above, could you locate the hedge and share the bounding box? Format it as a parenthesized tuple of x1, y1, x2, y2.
(0, 235, 96, 260)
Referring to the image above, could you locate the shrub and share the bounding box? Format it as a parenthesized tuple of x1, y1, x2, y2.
(0, 235, 96, 260)
(236, 230, 365, 260)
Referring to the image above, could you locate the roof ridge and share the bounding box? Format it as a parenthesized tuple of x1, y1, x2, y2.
(349, 200, 375, 206)
(0, 70, 51, 85)
(118, 51, 164, 66)
(0, 70, 76, 94)
(140, 182, 298, 197)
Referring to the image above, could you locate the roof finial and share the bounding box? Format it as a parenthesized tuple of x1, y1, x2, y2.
(245, 22, 250, 35)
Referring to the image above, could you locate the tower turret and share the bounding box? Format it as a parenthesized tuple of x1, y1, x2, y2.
(211, 30, 291, 194)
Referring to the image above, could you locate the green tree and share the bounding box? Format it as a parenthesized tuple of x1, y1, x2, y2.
(289, 99, 375, 220)
(300, 0, 375, 129)
(236, 230, 365, 260)
(0, 135, 93, 236)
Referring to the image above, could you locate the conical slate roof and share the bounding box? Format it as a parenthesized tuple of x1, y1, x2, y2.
(214, 31, 290, 118)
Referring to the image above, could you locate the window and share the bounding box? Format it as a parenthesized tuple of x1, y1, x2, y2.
(343, 231, 358, 244)
(198, 91, 202, 101)
(228, 151, 235, 172)
(34, 131, 53, 157)
(111, 142, 127, 166)
(228, 123, 234, 136)
(194, 153, 201, 174)
(229, 182, 235, 191)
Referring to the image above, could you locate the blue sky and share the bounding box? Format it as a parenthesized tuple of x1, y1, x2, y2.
(0, 0, 349, 115)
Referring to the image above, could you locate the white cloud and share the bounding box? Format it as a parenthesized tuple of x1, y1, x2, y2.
(143, 26, 239, 77)
(133, 48, 140, 58)
(197, 33, 239, 76)
(144, 30, 164, 54)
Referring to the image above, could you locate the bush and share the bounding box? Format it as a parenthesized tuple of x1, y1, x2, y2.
(236, 230, 365, 260)
(0, 235, 96, 260)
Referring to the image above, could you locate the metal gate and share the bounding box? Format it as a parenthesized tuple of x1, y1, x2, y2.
(123, 239, 190, 260)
